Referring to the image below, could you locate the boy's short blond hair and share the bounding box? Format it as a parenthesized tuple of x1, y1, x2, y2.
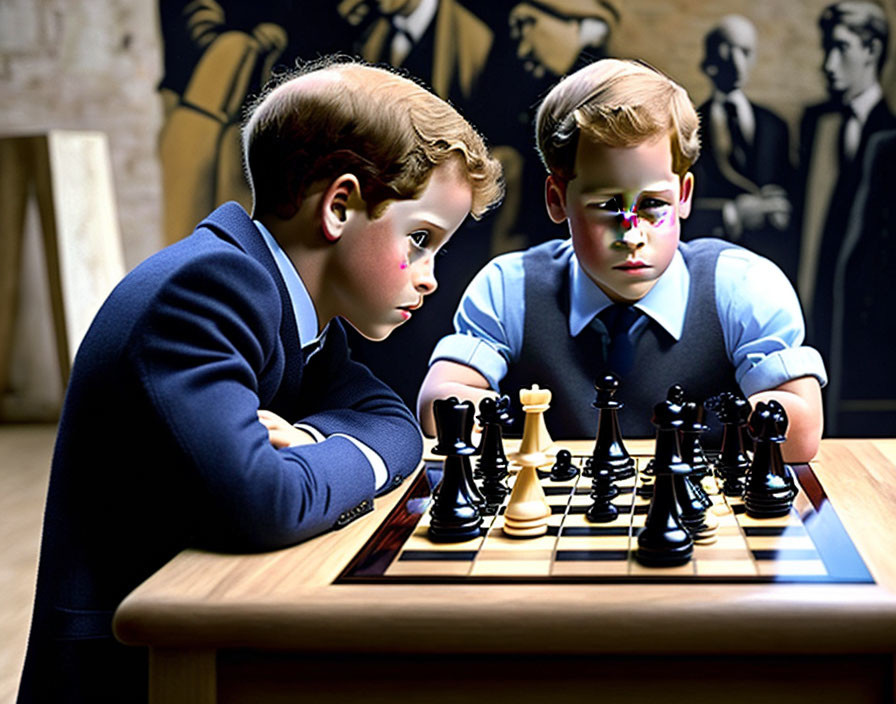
(244, 57, 503, 220)
(535, 58, 700, 183)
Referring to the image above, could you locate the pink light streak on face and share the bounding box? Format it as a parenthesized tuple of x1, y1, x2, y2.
(620, 210, 639, 229)
(400, 260, 408, 270)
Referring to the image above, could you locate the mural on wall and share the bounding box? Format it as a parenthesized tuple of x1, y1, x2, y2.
(681, 14, 794, 270)
(156, 0, 894, 436)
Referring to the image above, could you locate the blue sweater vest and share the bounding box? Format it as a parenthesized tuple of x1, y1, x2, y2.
(501, 239, 741, 442)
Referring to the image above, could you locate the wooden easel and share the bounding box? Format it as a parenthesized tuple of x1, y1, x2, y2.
(0, 131, 126, 400)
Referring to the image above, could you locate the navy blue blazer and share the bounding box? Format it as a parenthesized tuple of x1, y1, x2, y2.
(18, 202, 422, 702)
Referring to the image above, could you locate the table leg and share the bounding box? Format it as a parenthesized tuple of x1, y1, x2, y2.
(149, 647, 216, 704)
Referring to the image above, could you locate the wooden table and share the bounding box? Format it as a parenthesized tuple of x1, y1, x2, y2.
(114, 439, 896, 704)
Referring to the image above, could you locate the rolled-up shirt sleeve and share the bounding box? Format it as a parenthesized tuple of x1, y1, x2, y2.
(429, 253, 526, 390)
(716, 248, 827, 397)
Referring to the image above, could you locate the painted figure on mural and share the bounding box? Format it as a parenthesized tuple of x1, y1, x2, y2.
(823, 128, 896, 436)
(156, 1, 349, 245)
(792, 1, 894, 357)
(682, 14, 794, 274)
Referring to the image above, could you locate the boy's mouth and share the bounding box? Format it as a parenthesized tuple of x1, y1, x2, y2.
(614, 260, 649, 271)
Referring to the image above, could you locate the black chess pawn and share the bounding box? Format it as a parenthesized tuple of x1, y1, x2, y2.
(549, 449, 579, 482)
(637, 385, 684, 499)
(743, 400, 797, 518)
(707, 392, 753, 496)
(636, 398, 694, 567)
(586, 373, 635, 480)
(586, 467, 619, 523)
(429, 398, 483, 541)
(476, 396, 511, 511)
(679, 401, 712, 509)
(679, 400, 711, 479)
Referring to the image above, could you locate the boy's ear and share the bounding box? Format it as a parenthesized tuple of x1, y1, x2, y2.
(321, 174, 363, 242)
(545, 175, 568, 224)
(678, 172, 695, 220)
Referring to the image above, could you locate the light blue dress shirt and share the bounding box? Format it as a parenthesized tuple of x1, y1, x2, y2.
(430, 238, 827, 398)
(255, 220, 388, 489)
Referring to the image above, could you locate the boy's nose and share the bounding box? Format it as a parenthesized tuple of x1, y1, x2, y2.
(614, 221, 646, 251)
(414, 258, 438, 295)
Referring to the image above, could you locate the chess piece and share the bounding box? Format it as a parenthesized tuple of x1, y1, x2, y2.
(586, 467, 619, 523)
(673, 466, 718, 545)
(706, 392, 753, 496)
(679, 400, 713, 508)
(636, 384, 684, 497)
(549, 449, 579, 482)
(503, 460, 552, 537)
(507, 385, 555, 470)
(636, 398, 694, 566)
(586, 374, 635, 480)
(429, 397, 483, 541)
(679, 400, 711, 480)
(476, 396, 511, 511)
(743, 400, 797, 518)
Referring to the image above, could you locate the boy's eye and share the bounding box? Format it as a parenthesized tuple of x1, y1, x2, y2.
(638, 197, 670, 211)
(409, 230, 432, 250)
(589, 196, 623, 211)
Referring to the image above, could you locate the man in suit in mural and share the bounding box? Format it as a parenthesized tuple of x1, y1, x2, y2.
(792, 1, 894, 379)
(683, 14, 794, 272)
(156, 1, 351, 245)
(823, 129, 896, 436)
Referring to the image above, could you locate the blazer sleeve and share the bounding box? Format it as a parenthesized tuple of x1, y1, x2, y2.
(129, 249, 420, 551)
(295, 319, 423, 495)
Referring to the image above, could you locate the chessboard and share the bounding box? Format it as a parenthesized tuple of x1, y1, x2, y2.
(338, 452, 873, 584)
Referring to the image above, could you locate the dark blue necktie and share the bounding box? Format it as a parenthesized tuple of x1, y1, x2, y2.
(598, 304, 643, 377)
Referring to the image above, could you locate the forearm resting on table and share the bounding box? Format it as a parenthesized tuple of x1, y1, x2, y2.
(748, 375, 823, 463)
(417, 360, 497, 437)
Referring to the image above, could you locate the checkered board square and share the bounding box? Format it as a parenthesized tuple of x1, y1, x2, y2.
(338, 455, 873, 584)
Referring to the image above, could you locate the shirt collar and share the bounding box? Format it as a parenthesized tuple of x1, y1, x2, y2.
(393, 0, 438, 42)
(254, 220, 326, 350)
(847, 82, 883, 125)
(569, 247, 688, 341)
(711, 88, 754, 139)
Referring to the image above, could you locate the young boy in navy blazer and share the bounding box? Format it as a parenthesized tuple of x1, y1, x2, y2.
(18, 58, 502, 703)
(418, 58, 825, 462)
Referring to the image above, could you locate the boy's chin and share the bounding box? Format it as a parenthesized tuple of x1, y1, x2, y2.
(344, 319, 395, 342)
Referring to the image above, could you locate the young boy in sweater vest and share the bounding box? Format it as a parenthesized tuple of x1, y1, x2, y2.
(417, 58, 824, 461)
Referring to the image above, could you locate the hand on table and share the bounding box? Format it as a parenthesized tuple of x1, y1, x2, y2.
(257, 410, 318, 448)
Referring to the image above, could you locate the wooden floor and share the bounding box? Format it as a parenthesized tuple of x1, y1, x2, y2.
(0, 423, 54, 704)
